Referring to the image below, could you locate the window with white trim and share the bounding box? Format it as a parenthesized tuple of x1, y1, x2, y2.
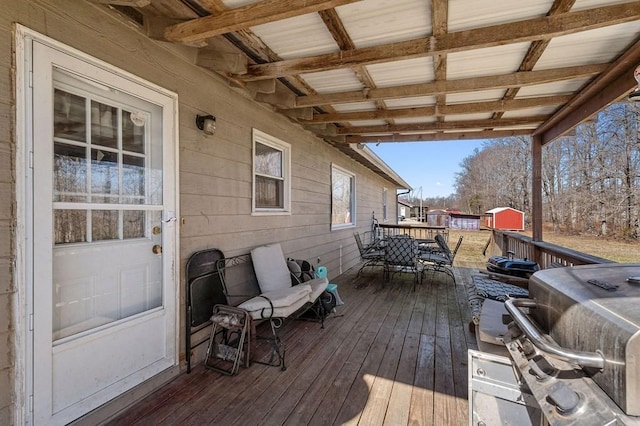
(252, 129, 290, 214)
(331, 164, 356, 229)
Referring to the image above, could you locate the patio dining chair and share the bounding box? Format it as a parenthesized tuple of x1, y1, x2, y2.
(353, 232, 385, 276)
(420, 235, 463, 282)
(383, 235, 421, 290)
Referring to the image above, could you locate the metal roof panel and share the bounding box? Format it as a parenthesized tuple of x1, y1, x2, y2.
(335, 0, 431, 48)
(332, 102, 379, 112)
(447, 43, 531, 79)
(534, 21, 640, 70)
(300, 69, 364, 93)
(249, 13, 339, 59)
(384, 96, 437, 109)
(448, 0, 554, 31)
(366, 57, 435, 88)
(447, 90, 507, 104)
(515, 78, 593, 98)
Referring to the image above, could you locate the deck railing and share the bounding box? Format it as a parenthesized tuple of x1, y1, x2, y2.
(377, 223, 449, 242)
(375, 224, 612, 269)
(490, 230, 614, 268)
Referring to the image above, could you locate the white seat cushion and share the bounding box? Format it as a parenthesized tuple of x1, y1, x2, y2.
(251, 243, 292, 292)
(239, 287, 311, 320)
(239, 285, 311, 311)
(305, 277, 329, 301)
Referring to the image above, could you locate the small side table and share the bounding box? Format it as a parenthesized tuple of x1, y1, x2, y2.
(204, 305, 251, 375)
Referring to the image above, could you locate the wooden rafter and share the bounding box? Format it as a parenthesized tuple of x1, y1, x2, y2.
(305, 95, 572, 123)
(196, 0, 227, 14)
(295, 64, 607, 107)
(345, 129, 532, 144)
(336, 117, 546, 135)
(190, 0, 322, 102)
(238, 2, 640, 80)
(431, 0, 448, 125)
(91, 0, 150, 6)
(318, 8, 354, 51)
(317, 8, 390, 121)
(164, 0, 362, 43)
(493, 0, 576, 119)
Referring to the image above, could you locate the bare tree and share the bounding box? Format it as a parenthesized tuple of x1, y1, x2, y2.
(453, 101, 639, 238)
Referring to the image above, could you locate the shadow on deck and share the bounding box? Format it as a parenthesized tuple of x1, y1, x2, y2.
(105, 264, 481, 426)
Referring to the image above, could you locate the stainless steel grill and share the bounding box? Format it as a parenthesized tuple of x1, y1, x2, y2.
(504, 263, 640, 425)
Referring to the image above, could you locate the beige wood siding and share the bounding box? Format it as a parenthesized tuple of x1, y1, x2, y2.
(1, 1, 402, 423)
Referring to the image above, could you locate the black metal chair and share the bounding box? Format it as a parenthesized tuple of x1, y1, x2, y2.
(420, 235, 463, 282)
(353, 232, 385, 276)
(383, 235, 421, 290)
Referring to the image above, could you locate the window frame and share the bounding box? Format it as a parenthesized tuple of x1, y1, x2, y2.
(331, 163, 356, 230)
(252, 129, 291, 215)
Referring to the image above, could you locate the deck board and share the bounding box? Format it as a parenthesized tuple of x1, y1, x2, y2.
(105, 265, 481, 426)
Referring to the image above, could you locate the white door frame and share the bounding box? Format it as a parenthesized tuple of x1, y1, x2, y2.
(14, 25, 180, 425)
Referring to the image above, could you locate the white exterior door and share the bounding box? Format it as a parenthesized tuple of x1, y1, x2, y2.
(27, 37, 178, 425)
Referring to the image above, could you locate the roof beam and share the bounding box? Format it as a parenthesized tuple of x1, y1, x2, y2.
(305, 95, 571, 123)
(535, 38, 640, 144)
(318, 8, 354, 51)
(345, 129, 532, 144)
(295, 64, 607, 107)
(91, 0, 150, 6)
(431, 0, 448, 124)
(493, 0, 576, 119)
(164, 0, 362, 44)
(318, 8, 391, 120)
(336, 117, 546, 135)
(239, 1, 640, 80)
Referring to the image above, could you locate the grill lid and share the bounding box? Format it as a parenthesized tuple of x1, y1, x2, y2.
(525, 263, 640, 417)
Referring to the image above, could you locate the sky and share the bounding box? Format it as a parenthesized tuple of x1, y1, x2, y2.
(369, 140, 485, 198)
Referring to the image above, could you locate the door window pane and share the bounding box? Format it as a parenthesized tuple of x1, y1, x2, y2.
(123, 154, 145, 202)
(91, 148, 119, 199)
(92, 210, 119, 241)
(123, 210, 145, 239)
(91, 100, 118, 148)
(122, 109, 145, 153)
(54, 89, 86, 142)
(54, 210, 87, 244)
(54, 143, 87, 202)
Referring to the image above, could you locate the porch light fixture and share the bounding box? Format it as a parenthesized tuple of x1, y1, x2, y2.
(196, 114, 216, 135)
(629, 64, 640, 102)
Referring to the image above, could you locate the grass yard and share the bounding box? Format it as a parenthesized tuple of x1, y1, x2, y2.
(447, 229, 640, 265)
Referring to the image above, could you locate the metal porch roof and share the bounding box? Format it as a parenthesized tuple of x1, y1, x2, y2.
(99, 0, 640, 187)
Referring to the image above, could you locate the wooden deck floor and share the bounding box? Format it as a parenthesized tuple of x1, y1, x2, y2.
(106, 265, 480, 426)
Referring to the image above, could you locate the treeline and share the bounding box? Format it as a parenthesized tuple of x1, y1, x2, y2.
(453, 102, 640, 238)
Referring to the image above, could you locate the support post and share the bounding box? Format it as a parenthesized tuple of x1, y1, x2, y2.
(532, 134, 543, 265)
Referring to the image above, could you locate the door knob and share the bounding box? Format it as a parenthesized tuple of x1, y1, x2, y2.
(152, 244, 162, 254)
